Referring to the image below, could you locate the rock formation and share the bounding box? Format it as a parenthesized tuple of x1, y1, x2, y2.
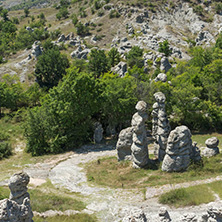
(31, 41, 42, 58)
(122, 208, 147, 222)
(0, 172, 33, 222)
(202, 137, 220, 158)
(111, 61, 127, 77)
(93, 122, 103, 143)
(131, 101, 149, 168)
(190, 142, 202, 162)
(162, 125, 192, 172)
(151, 92, 171, 161)
(116, 127, 133, 161)
(159, 207, 171, 222)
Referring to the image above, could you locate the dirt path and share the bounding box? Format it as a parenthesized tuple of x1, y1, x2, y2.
(43, 144, 222, 221)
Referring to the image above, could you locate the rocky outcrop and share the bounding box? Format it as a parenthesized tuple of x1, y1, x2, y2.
(162, 125, 192, 172)
(116, 127, 133, 161)
(31, 41, 42, 58)
(154, 73, 167, 83)
(201, 137, 220, 157)
(93, 122, 103, 143)
(111, 61, 127, 77)
(160, 57, 172, 73)
(159, 207, 171, 222)
(0, 172, 33, 222)
(131, 101, 149, 168)
(151, 92, 171, 161)
(122, 208, 147, 222)
(190, 142, 202, 162)
(70, 46, 90, 60)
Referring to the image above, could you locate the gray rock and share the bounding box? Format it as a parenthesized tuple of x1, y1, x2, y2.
(196, 31, 215, 46)
(131, 101, 150, 168)
(0, 198, 33, 222)
(162, 126, 192, 172)
(155, 73, 167, 82)
(160, 57, 172, 73)
(93, 122, 103, 143)
(180, 213, 198, 222)
(0, 172, 33, 222)
(122, 208, 147, 222)
(57, 34, 66, 42)
(159, 207, 171, 222)
(116, 127, 133, 161)
(205, 137, 219, 148)
(152, 92, 170, 161)
(190, 142, 201, 162)
(31, 41, 42, 57)
(202, 137, 220, 157)
(9, 172, 30, 205)
(111, 61, 127, 77)
(70, 47, 90, 60)
(136, 14, 145, 23)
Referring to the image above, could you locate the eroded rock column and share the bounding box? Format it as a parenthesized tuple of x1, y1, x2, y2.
(152, 92, 171, 161)
(162, 125, 192, 172)
(131, 101, 149, 168)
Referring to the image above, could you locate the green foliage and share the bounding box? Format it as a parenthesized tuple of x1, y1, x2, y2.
(76, 22, 90, 36)
(108, 47, 120, 67)
(159, 185, 214, 207)
(24, 8, 30, 17)
(25, 68, 102, 155)
(71, 13, 78, 25)
(34, 45, 69, 89)
(34, 214, 97, 222)
(158, 40, 172, 57)
(29, 189, 85, 212)
(0, 142, 12, 160)
(126, 46, 144, 68)
(56, 6, 69, 20)
(109, 9, 121, 18)
(88, 49, 110, 77)
(0, 186, 10, 200)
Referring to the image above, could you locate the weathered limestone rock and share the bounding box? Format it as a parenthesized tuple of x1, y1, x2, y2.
(202, 137, 219, 158)
(131, 101, 150, 168)
(162, 126, 192, 172)
(180, 213, 198, 222)
(116, 127, 133, 161)
(154, 73, 167, 83)
(93, 122, 103, 144)
(122, 208, 147, 222)
(190, 142, 201, 162)
(151, 92, 171, 161)
(159, 207, 171, 222)
(0, 198, 32, 222)
(0, 172, 33, 222)
(31, 41, 42, 58)
(57, 34, 65, 42)
(70, 46, 90, 60)
(9, 172, 30, 205)
(111, 61, 127, 77)
(160, 57, 172, 73)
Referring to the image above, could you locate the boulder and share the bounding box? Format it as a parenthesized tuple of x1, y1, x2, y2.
(122, 208, 147, 222)
(70, 47, 90, 60)
(111, 61, 127, 77)
(162, 126, 192, 172)
(190, 142, 201, 162)
(116, 127, 133, 161)
(154, 73, 167, 82)
(31, 41, 42, 58)
(0, 172, 33, 222)
(131, 101, 150, 168)
(160, 57, 172, 73)
(57, 34, 66, 42)
(159, 207, 171, 222)
(202, 137, 219, 157)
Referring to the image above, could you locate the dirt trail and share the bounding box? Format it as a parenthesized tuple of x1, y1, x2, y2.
(43, 144, 222, 221)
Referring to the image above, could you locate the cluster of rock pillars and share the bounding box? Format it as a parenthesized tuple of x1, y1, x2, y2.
(117, 91, 220, 172)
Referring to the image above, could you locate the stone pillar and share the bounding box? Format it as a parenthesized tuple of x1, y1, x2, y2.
(151, 92, 170, 161)
(0, 172, 33, 222)
(162, 125, 192, 172)
(202, 137, 219, 157)
(131, 101, 149, 168)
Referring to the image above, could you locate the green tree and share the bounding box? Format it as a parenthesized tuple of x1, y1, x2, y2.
(34, 46, 69, 89)
(71, 13, 78, 26)
(75, 21, 89, 36)
(108, 47, 120, 67)
(158, 40, 172, 57)
(24, 8, 30, 17)
(88, 49, 110, 78)
(25, 68, 102, 155)
(126, 46, 144, 68)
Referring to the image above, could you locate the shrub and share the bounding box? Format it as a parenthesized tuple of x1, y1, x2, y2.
(158, 40, 172, 57)
(0, 142, 12, 160)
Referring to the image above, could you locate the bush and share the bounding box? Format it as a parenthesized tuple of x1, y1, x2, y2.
(0, 142, 12, 160)
(158, 40, 172, 57)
